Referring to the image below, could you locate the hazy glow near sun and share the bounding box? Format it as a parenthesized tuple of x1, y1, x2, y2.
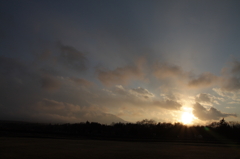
(181, 112, 194, 124)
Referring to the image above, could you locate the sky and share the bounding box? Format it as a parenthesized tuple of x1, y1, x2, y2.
(1, 0, 240, 125)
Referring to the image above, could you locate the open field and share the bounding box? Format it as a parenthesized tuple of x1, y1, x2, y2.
(1, 137, 240, 159)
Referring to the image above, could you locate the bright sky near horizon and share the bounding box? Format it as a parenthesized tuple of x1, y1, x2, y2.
(1, 0, 240, 124)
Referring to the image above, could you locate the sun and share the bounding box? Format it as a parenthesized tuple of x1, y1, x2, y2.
(181, 112, 194, 125)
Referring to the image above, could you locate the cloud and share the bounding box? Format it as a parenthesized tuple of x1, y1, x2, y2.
(193, 102, 237, 121)
(69, 77, 94, 87)
(219, 60, 240, 92)
(195, 93, 223, 106)
(213, 87, 240, 103)
(153, 63, 186, 79)
(196, 93, 211, 102)
(112, 85, 129, 96)
(112, 85, 154, 100)
(0, 56, 37, 89)
(188, 72, 219, 88)
(220, 77, 240, 91)
(0, 56, 27, 76)
(195, 93, 225, 106)
(153, 63, 220, 90)
(160, 93, 180, 101)
(97, 58, 145, 86)
(130, 87, 154, 99)
(58, 43, 87, 72)
(2, 52, 240, 124)
(104, 85, 181, 110)
(152, 60, 240, 93)
(35, 99, 90, 117)
(32, 43, 89, 78)
(41, 74, 61, 91)
(34, 99, 126, 124)
(195, 93, 212, 104)
(231, 61, 240, 74)
(153, 99, 182, 110)
(36, 98, 78, 114)
(213, 88, 226, 97)
(37, 50, 52, 61)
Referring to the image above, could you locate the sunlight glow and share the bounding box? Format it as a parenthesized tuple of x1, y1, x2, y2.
(181, 112, 194, 125)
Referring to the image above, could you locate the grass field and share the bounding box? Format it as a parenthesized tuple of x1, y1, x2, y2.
(1, 137, 240, 159)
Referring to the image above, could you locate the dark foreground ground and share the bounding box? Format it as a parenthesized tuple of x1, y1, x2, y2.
(1, 137, 240, 159)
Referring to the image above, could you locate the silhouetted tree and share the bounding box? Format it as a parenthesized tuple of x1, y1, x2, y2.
(1, 118, 240, 142)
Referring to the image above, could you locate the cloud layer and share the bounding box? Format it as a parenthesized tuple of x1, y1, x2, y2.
(1, 1, 240, 124)
(1, 53, 239, 124)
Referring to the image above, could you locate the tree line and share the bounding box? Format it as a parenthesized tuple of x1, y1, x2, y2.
(1, 119, 240, 143)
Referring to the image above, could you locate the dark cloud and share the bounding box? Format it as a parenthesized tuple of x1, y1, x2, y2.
(35, 99, 89, 117)
(193, 102, 237, 121)
(58, 43, 87, 72)
(0, 56, 27, 76)
(97, 66, 142, 86)
(34, 99, 126, 124)
(0, 97, 126, 124)
(33, 43, 88, 77)
(97, 58, 145, 86)
(37, 50, 52, 61)
(0, 56, 37, 90)
(41, 74, 61, 91)
(188, 72, 218, 88)
(39, 99, 65, 109)
(0, 55, 127, 124)
(36, 99, 67, 115)
(69, 77, 94, 87)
